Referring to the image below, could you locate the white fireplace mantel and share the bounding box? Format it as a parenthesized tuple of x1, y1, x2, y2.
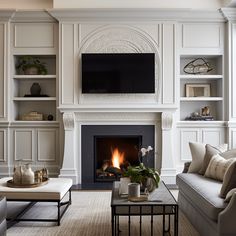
(59, 110, 176, 184)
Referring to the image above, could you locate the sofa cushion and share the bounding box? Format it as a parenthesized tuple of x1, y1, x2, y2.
(188, 142, 227, 173)
(221, 149, 236, 159)
(204, 154, 235, 181)
(188, 142, 206, 173)
(220, 159, 236, 198)
(199, 144, 223, 175)
(177, 173, 227, 221)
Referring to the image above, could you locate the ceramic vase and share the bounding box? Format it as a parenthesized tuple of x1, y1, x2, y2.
(13, 166, 23, 184)
(22, 164, 34, 185)
(30, 82, 41, 96)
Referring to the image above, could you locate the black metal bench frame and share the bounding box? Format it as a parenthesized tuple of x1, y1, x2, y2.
(6, 188, 71, 228)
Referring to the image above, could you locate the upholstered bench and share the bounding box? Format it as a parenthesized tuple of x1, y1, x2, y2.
(0, 177, 72, 227)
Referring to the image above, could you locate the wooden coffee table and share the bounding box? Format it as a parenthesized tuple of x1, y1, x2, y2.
(111, 181, 178, 236)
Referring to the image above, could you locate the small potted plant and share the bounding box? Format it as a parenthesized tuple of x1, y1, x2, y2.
(16, 56, 47, 75)
(123, 146, 160, 192)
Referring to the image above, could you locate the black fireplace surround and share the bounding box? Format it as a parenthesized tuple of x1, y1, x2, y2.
(81, 125, 154, 187)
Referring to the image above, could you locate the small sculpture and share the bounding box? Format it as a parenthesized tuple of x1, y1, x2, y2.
(202, 106, 210, 116)
(183, 58, 213, 74)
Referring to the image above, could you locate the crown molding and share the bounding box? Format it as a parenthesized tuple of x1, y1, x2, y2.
(0, 10, 15, 21)
(48, 8, 225, 22)
(11, 10, 57, 22)
(221, 8, 236, 21)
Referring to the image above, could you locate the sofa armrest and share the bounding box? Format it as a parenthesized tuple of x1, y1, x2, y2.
(218, 192, 236, 235)
(0, 196, 7, 236)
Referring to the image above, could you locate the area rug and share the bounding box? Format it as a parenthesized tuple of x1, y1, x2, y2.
(7, 191, 199, 236)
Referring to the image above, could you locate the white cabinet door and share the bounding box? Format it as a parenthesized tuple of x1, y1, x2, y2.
(0, 129, 7, 162)
(178, 126, 225, 162)
(179, 128, 200, 161)
(202, 128, 225, 147)
(37, 129, 57, 162)
(13, 129, 34, 161)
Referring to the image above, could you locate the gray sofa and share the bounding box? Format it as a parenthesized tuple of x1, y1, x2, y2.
(0, 196, 7, 236)
(177, 173, 236, 236)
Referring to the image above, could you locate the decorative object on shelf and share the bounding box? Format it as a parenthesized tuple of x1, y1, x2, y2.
(123, 146, 159, 193)
(16, 56, 48, 75)
(21, 111, 43, 121)
(201, 106, 211, 116)
(183, 58, 213, 74)
(185, 111, 214, 121)
(30, 82, 41, 96)
(47, 114, 54, 121)
(185, 83, 211, 97)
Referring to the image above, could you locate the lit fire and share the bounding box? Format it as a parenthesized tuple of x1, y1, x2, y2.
(111, 148, 124, 169)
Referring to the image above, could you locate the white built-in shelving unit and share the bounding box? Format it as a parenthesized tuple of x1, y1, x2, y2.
(179, 55, 224, 121)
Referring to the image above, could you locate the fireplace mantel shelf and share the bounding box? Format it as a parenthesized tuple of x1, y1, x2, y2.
(58, 104, 178, 113)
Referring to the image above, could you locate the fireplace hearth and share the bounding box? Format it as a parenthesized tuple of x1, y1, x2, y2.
(95, 136, 141, 182)
(81, 125, 155, 187)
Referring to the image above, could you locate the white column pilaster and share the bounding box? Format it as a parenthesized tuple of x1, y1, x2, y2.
(161, 112, 176, 184)
(59, 112, 78, 184)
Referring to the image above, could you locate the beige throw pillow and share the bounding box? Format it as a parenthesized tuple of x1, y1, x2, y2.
(188, 142, 228, 174)
(221, 149, 236, 159)
(188, 142, 206, 173)
(220, 159, 236, 198)
(204, 154, 235, 182)
(199, 144, 223, 175)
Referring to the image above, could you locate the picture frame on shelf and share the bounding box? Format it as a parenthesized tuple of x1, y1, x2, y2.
(185, 83, 211, 97)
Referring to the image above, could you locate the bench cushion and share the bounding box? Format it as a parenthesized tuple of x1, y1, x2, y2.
(177, 173, 227, 221)
(0, 177, 72, 200)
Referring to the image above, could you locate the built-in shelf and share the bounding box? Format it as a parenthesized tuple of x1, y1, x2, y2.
(13, 75, 56, 79)
(13, 97, 57, 101)
(180, 97, 223, 101)
(180, 75, 223, 80)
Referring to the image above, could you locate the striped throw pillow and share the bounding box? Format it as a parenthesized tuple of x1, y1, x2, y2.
(204, 154, 235, 181)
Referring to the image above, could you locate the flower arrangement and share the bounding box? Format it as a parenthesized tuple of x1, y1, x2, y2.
(123, 145, 160, 192)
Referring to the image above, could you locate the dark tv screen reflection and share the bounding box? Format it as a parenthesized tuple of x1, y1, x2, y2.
(82, 53, 155, 93)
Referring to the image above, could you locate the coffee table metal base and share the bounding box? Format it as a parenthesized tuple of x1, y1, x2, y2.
(6, 188, 71, 228)
(111, 204, 178, 236)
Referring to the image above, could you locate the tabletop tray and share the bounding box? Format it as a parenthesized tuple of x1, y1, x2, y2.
(7, 178, 49, 188)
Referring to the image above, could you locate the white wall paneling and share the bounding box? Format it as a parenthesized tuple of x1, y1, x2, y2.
(37, 129, 57, 162)
(14, 23, 54, 48)
(60, 23, 75, 105)
(162, 23, 175, 104)
(0, 129, 6, 162)
(180, 23, 224, 54)
(0, 23, 6, 118)
(13, 129, 34, 161)
(230, 129, 236, 149)
(11, 22, 57, 54)
(232, 23, 236, 118)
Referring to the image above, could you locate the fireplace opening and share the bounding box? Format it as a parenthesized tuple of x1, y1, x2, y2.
(94, 135, 142, 182)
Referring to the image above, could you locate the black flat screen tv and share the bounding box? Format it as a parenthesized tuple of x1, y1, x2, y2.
(82, 53, 155, 93)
